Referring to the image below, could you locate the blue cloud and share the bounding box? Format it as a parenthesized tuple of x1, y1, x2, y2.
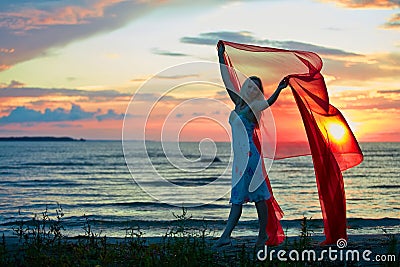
(0, 86, 130, 98)
(151, 47, 189, 57)
(181, 31, 361, 57)
(0, 104, 125, 124)
(96, 109, 124, 121)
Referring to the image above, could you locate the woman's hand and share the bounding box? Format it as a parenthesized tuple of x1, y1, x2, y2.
(261, 76, 289, 109)
(277, 76, 289, 90)
(218, 42, 225, 56)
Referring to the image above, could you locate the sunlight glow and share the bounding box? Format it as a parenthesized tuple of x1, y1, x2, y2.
(327, 122, 346, 143)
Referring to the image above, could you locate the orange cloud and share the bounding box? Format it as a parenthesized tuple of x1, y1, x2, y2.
(383, 13, 400, 29)
(0, 0, 127, 31)
(318, 0, 399, 8)
(0, 48, 15, 54)
(318, 0, 400, 31)
(0, 0, 161, 71)
(0, 64, 10, 71)
(323, 52, 400, 86)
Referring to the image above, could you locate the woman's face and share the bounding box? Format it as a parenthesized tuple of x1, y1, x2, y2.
(244, 79, 262, 101)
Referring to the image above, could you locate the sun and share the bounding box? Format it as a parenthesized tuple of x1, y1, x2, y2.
(327, 122, 346, 142)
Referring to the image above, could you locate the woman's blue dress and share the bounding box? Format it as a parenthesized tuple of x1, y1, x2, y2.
(229, 105, 271, 204)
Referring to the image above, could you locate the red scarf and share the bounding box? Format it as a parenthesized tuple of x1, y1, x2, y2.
(218, 40, 363, 245)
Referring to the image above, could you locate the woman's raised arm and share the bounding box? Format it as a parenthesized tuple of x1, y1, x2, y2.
(218, 42, 240, 105)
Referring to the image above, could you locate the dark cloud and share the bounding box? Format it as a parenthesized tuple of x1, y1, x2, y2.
(0, 0, 69, 10)
(0, 104, 125, 124)
(383, 13, 400, 29)
(131, 77, 148, 82)
(133, 93, 177, 102)
(0, 80, 25, 88)
(96, 109, 124, 121)
(52, 123, 83, 128)
(131, 74, 199, 83)
(0, 0, 160, 70)
(0, 104, 92, 123)
(192, 112, 205, 116)
(151, 48, 189, 57)
(8, 80, 25, 87)
(377, 89, 400, 94)
(175, 113, 184, 118)
(154, 74, 199, 80)
(269, 40, 361, 57)
(181, 31, 254, 46)
(131, 78, 147, 82)
(181, 31, 361, 57)
(0, 87, 130, 98)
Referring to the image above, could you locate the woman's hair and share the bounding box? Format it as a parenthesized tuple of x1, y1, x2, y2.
(249, 76, 264, 94)
(240, 76, 264, 128)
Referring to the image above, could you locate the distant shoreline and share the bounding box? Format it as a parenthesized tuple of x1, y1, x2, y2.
(0, 136, 85, 141)
(0, 137, 398, 143)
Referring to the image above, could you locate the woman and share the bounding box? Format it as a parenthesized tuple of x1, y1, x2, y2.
(215, 42, 288, 248)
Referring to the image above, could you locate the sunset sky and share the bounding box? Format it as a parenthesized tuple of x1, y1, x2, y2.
(0, 0, 399, 141)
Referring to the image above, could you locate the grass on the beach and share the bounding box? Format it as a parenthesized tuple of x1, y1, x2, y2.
(0, 204, 398, 267)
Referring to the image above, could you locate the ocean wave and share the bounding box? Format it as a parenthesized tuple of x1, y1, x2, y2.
(0, 178, 82, 187)
(368, 185, 400, 189)
(3, 217, 399, 231)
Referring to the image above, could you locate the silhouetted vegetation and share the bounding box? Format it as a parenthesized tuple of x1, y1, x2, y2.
(0, 205, 398, 266)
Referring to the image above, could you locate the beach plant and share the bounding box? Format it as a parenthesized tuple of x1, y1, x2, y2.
(387, 233, 397, 254)
(71, 214, 119, 266)
(0, 233, 9, 266)
(12, 208, 29, 242)
(297, 216, 314, 249)
(7, 203, 68, 266)
(384, 234, 399, 267)
(157, 206, 216, 266)
(80, 213, 103, 246)
(12, 203, 65, 246)
(120, 225, 147, 265)
(124, 225, 146, 250)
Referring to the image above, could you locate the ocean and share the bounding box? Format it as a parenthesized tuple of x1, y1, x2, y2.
(0, 141, 399, 238)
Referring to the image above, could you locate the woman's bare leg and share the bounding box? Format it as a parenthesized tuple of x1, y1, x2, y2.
(255, 200, 268, 246)
(215, 204, 242, 246)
